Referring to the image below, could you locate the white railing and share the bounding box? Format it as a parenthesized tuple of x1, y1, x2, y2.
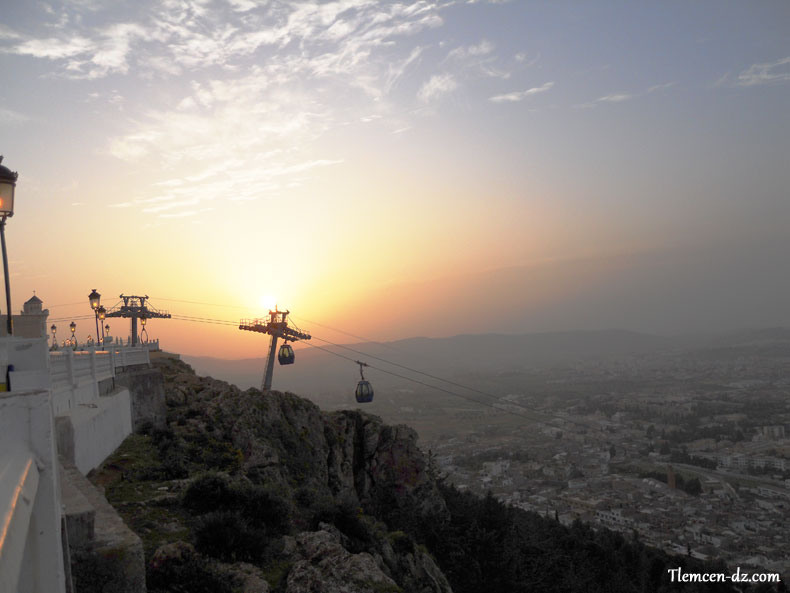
(49, 346, 151, 415)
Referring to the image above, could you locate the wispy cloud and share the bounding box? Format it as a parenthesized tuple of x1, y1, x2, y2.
(0, 107, 31, 125)
(590, 81, 676, 106)
(737, 56, 790, 86)
(647, 81, 676, 93)
(418, 73, 458, 102)
(489, 81, 554, 103)
(8, 36, 94, 59)
(1, 0, 517, 219)
(596, 93, 633, 103)
(447, 39, 494, 61)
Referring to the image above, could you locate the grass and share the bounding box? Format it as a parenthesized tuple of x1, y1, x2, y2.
(89, 433, 193, 557)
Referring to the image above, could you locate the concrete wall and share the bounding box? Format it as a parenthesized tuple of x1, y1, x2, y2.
(55, 388, 134, 474)
(114, 368, 167, 431)
(0, 388, 66, 593)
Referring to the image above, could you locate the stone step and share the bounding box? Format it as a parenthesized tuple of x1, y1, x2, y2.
(59, 461, 95, 548)
(59, 462, 146, 593)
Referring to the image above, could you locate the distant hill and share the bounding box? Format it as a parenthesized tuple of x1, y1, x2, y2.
(184, 327, 790, 404)
(184, 329, 674, 395)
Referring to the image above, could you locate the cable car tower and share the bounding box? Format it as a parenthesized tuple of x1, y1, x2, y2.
(239, 308, 311, 391)
(105, 295, 171, 346)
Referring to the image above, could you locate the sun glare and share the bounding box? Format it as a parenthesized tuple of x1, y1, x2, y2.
(260, 294, 277, 311)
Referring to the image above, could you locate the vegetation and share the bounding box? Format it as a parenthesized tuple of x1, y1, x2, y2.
(375, 485, 745, 593)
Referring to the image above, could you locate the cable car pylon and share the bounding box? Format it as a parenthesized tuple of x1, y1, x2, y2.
(239, 308, 311, 391)
(105, 294, 171, 346)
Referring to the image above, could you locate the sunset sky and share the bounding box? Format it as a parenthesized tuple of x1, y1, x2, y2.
(1, 0, 788, 358)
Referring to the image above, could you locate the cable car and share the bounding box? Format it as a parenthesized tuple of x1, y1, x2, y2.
(354, 360, 373, 403)
(278, 342, 295, 365)
(355, 380, 374, 403)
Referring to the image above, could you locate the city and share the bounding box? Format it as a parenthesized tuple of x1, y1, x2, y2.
(420, 333, 790, 579)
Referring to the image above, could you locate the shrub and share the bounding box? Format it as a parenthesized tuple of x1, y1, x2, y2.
(147, 548, 235, 593)
(389, 531, 415, 556)
(182, 472, 234, 515)
(234, 483, 293, 535)
(161, 446, 189, 479)
(194, 510, 266, 563)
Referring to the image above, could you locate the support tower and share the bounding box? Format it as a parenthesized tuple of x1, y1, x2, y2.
(239, 308, 311, 391)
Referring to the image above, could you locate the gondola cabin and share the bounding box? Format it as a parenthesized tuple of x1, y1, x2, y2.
(355, 380, 374, 403)
(278, 343, 295, 365)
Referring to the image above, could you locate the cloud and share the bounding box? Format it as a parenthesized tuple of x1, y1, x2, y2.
(0, 107, 31, 125)
(1, 0, 517, 221)
(489, 81, 554, 103)
(1, 0, 444, 84)
(596, 93, 633, 103)
(418, 73, 458, 102)
(8, 36, 93, 59)
(647, 81, 676, 93)
(737, 56, 790, 86)
(447, 39, 494, 61)
(591, 81, 675, 106)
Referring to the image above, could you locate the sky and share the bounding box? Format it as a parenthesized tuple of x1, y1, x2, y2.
(0, 0, 788, 358)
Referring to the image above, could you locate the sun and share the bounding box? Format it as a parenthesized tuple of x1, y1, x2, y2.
(259, 294, 277, 311)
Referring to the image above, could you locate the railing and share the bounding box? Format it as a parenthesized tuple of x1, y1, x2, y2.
(49, 346, 151, 415)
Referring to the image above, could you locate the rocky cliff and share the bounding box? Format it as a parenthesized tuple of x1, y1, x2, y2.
(91, 356, 452, 593)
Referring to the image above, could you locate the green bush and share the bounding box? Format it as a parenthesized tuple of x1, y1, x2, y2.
(182, 472, 234, 515)
(236, 483, 293, 535)
(147, 552, 234, 593)
(161, 447, 189, 479)
(194, 510, 266, 563)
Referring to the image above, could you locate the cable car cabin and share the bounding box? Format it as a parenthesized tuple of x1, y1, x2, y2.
(355, 380, 374, 403)
(278, 343, 295, 365)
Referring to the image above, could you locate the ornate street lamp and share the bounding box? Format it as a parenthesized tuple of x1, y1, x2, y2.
(105, 323, 110, 342)
(97, 305, 106, 345)
(69, 321, 76, 349)
(140, 316, 148, 344)
(88, 289, 101, 349)
(50, 324, 57, 350)
(0, 156, 18, 335)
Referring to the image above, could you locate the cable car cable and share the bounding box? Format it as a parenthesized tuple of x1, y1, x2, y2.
(77, 300, 601, 433)
(301, 340, 578, 432)
(161, 311, 598, 431)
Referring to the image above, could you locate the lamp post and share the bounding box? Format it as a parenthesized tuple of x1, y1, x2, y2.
(140, 316, 147, 344)
(69, 321, 76, 350)
(88, 289, 101, 349)
(0, 156, 18, 336)
(105, 323, 110, 343)
(97, 305, 106, 346)
(50, 324, 57, 350)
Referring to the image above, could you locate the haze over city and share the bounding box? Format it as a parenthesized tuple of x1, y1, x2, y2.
(1, 0, 788, 357)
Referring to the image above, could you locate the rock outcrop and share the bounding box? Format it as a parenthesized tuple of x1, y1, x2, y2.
(143, 357, 453, 593)
(159, 357, 446, 522)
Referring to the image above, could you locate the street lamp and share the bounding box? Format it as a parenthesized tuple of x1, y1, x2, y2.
(0, 156, 18, 336)
(140, 316, 147, 344)
(97, 305, 106, 345)
(69, 321, 76, 350)
(88, 289, 101, 349)
(105, 323, 110, 342)
(50, 324, 57, 350)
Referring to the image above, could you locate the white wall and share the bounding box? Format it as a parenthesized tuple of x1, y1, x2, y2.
(68, 389, 133, 474)
(0, 388, 66, 593)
